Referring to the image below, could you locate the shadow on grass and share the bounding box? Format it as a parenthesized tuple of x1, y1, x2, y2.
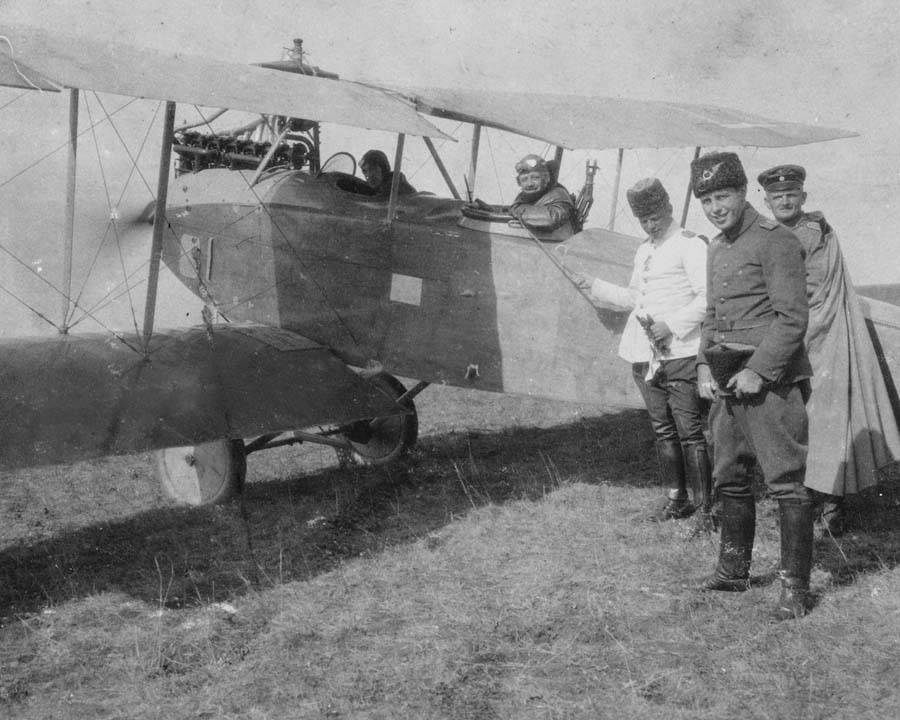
(0, 408, 650, 616)
(1, 408, 898, 617)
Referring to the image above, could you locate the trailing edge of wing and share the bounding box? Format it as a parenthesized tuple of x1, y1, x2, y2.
(0, 52, 60, 91)
(0, 25, 449, 139)
(395, 86, 857, 150)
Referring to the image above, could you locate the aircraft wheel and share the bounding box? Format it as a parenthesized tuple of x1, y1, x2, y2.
(155, 439, 246, 506)
(340, 374, 418, 466)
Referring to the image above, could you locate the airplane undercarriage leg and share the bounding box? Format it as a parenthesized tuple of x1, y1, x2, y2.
(334, 375, 426, 466)
(150, 375, 425, 506)
(154, 439, 247, 506)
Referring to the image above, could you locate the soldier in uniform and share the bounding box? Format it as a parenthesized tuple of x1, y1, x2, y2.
(508, 154, 576, 237)
(574, 178, 714, 526)
(758, 165, 900, 535)
(692, 151, 816, 620)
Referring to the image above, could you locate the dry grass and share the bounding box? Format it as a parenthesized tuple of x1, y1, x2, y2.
(1, 385, 900, 719)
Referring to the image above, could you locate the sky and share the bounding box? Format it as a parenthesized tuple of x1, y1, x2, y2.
(1, 0, 898, 335)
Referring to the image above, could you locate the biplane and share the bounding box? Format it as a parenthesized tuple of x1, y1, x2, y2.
(1, 25, 897, 506)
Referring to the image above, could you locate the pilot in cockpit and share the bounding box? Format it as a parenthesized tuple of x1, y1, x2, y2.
(508, 154, 576, 235)
(360, 149, 417, 198)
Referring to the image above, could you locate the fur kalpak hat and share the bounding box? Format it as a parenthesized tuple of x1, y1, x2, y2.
(690, 151, 748, 197)
(626, 178, 670, 217)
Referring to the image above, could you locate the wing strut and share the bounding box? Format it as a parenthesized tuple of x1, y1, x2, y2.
(142, 100, 176, 350)
(466, 123, 482, 202)
(423, 136, 460, 199)
(386, 132, 406, 224)
(607, 148, 624, 230)
(60, 88, 78, 333)
(680, 146, 701, 228)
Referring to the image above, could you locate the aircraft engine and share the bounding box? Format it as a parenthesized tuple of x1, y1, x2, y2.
(173, 130, 313, 176)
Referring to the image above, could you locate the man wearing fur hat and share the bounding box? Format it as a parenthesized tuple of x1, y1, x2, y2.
(692, 151, 815, 620)
(508, 154, 576, 238)
(574, 178, 713, 526)
(758, 165, 900, 536)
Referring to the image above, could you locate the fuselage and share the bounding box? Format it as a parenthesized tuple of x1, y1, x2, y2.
(162, 167, 642, 408)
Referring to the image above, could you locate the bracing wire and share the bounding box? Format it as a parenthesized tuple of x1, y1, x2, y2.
(81, 93, 142, 338)
(68, 98, 162, 327)
(0, 97, 138, 189)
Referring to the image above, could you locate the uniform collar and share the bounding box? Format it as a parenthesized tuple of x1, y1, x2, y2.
(722, 202, 758, 242)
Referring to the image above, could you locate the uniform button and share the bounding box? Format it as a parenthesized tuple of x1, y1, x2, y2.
(723, 281, 728, 287)
(719, 298, 725, 302)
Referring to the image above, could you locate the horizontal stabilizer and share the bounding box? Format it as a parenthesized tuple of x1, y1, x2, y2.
(0, 325, 404, 470)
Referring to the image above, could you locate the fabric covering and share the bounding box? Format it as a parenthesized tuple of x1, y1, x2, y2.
(801, 221, 900, 494)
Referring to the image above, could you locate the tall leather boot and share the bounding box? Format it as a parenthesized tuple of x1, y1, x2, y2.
(685, 444, 716, 534)
(700, 494, 755, 591)
(647, 439, 694, 520)
(771, 498, 815, 621)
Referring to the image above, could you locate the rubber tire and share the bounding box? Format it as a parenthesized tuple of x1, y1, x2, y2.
(155, 439, 246, 506)
(344, 374, 418, 466)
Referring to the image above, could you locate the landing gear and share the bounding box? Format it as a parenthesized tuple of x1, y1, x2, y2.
(154, 439, 247, 506)
(151, 374, 424, 505)
(336, 374, 420, 466)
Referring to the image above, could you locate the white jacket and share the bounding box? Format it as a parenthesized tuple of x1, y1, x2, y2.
(590, 221, 707, 364)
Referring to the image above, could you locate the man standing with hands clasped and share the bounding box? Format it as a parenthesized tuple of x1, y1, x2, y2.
(692, 151, 816, 620)
(575, 178, 714, 527)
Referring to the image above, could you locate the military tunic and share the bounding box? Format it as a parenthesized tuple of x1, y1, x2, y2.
(698, 204, 812, 500)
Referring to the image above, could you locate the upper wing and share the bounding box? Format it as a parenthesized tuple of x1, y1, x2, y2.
(393, 85, 856, 150)
(0, 50, 60, 91)
(0, 25, 448, 139)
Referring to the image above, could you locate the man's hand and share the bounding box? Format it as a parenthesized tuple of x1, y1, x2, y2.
(726, 368, 765, 398)
(697, 363, 719, 401)
(648, 321, 673, 346)
(569, 271, 592, 290)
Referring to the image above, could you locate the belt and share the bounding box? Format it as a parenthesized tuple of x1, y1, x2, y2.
(715, 318, 770, 332)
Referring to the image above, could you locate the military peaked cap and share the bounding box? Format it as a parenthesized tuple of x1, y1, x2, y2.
(690, 151, 748, 197)
(627, 177, 670, 217)
(757, 164, 806, 191)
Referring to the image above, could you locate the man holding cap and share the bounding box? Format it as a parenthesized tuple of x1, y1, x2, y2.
(692, 151, 816, 620)
(758, 165, 900, 535)
(576, 178, 713, 525)
(508, 154, 576, 238)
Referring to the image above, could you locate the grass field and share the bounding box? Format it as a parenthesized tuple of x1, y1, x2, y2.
(1, 384, 899, 719)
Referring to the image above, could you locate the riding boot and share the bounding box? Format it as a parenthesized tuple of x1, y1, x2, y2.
(685, 444, 716, 534)
(647, 439, 694, 520)
(771, 498, 815, 621)
(700, 494, 755, 591)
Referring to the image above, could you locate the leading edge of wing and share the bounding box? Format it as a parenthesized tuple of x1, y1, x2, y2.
(393, 85, 857, 150)
(0, 25, 449, 139)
